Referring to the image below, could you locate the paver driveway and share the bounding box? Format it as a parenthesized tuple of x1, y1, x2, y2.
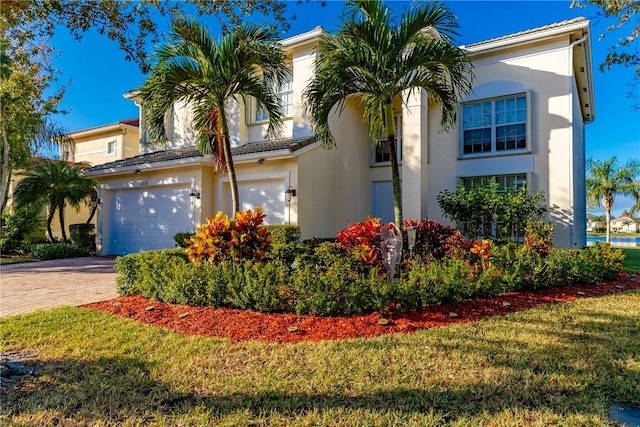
(0, 257, 118, 317)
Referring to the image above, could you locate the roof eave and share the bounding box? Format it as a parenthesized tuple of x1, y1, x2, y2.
(462, 19, 590, 55)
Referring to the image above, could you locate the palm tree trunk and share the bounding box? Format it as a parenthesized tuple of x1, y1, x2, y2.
(46, 205, 56, 243)
(605, 206, 611, 244)
(603, 195, 612, 244)
(0, 109, 11, 215)
(58, 202, 67, 242)
(223, 133, 239, 214)
(384, 104, 402, 226)
(218, 108, 239, 214)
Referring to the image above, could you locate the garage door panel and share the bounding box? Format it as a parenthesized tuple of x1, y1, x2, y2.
(237, 179, 285, 225)
(107, 185, 192, 255)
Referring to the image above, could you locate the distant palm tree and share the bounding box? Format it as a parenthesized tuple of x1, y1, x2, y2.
(13, 158, 97, 242)
(586, 156, 640, 243)
(304, 0, 473, 226)
(140, 19, 289, 214)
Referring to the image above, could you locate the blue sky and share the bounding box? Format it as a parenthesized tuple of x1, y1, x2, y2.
(48, 0, 639, 215)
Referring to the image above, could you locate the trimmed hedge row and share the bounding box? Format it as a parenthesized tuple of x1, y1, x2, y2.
(115, 242, 624, 317)
(31, 243, 89, 260)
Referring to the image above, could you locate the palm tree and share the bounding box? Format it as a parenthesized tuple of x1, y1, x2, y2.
(303, 0, 473, 226)
(13, 158, 97, 242)
(586, 156, 640, 243)
(139, 19, 289, 214)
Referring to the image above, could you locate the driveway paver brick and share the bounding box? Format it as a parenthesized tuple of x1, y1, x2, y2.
(0, 257, 118, 317)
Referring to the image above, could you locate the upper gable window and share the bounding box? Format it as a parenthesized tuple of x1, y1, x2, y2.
(461, 93, 530, 157)
(106, 140, 117, 156)
(251, 72, 293, 124)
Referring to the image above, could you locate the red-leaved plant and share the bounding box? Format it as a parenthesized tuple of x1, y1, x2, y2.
(403, 218, 457, 262)
(337, 217, 383, 268)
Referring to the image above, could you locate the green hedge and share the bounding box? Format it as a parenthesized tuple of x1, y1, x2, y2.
(69, 224, 96, 253)
(114, 242, 625, 317)
(31, 243, 88, 260)
(263, 225, 301, 245)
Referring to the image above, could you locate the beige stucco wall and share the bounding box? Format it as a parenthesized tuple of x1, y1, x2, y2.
(417, 35, 585, 248)
(72, 127, 139, 165)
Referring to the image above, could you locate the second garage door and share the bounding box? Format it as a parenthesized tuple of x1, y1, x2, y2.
(237, 179, 286, 225)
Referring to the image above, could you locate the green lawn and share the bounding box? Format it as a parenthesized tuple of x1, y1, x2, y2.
(2, 291, 639, 426)
(621, 247, 640, 272)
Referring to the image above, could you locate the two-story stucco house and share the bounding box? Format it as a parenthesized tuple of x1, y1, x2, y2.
(610, 211, 640, 233)
(86, 18, 595, 255)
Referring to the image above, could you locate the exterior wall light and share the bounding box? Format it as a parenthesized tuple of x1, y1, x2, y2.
(285, 186, 296, 202)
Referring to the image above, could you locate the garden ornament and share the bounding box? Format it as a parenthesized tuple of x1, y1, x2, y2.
(380, 223, 403, 282)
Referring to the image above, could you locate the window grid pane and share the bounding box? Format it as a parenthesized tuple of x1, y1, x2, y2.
(462, 94, 527, 155)
(374, 116, 402, 164)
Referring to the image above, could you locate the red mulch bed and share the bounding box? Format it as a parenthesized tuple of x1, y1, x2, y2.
(85, 273, 639, 344)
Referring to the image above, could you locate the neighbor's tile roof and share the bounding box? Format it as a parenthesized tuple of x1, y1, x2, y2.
(463, 17, 587, 49)
(87, 136, 316, 173)
(119, 118, 140, 127)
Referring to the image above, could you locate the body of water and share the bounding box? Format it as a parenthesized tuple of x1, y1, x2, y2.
(586, 236, 640, 247)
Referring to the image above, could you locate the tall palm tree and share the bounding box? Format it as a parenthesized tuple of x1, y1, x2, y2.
(304, 0, 473, 226)
(13, 158, 97, 242)
(586, 156, 640, 243)
(139, 19, 289, 214)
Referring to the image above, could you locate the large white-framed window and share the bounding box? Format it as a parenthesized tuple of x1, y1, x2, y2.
(461, 92, 530, 157)
(106, 140, 117, 156)
(250, 71, 293, 124)
(372, 115, 402, 165)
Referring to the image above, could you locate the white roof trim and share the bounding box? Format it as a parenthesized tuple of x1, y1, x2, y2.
(462, 19, 589, 54)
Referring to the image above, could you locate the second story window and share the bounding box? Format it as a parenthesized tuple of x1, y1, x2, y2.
(106, 140, 117, 156)
(252, 72, 293, 123)
(461, 93, 529, 156)
(372, 115, 402, 165)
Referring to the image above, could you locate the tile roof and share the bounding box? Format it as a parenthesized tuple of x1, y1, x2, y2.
(463, 17, 587, 49)
(87, 136, 316, 173)
(119, 118, 139, 127)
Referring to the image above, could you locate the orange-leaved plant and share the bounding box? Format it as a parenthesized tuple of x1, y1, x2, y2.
(186, 207, 272, 263)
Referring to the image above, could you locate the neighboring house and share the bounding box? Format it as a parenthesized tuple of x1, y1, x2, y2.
(586, 219, 602, 232)
(61, 118, 140, 164)
(6, 119, 140, 240)
(86, 18, 595, 255)
(53, 119, 141, 236)
(610, 211, 640, 233)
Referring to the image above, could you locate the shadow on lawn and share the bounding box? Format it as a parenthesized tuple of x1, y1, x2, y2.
(2, 300, 638, 424)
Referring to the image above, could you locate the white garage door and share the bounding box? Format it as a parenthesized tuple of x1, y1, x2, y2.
(106, 184, 193, 255)
(236, 179, 285, 225)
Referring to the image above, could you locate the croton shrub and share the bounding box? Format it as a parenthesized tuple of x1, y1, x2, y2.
(186, 208, 272, 263)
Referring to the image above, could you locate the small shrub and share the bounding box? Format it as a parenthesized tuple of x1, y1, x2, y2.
(173, 232, 194, 248)
(524, 220, 554, 255)
(292, 259, 385, 316)
(1, 207, 43, 253)
(226, 260, 294, 313)
(31, 243, 87, 260)
(186, 208, 272, 263)
(263, 225, 301, 245)
(69, 223, 96, 253)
